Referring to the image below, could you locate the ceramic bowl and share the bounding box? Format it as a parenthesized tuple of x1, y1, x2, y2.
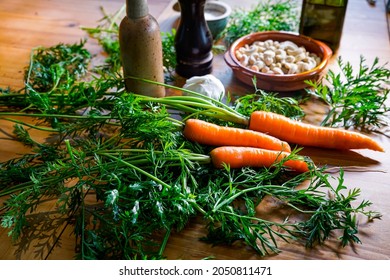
(224, 31, 333, 92)
(205, 1, 231, 39)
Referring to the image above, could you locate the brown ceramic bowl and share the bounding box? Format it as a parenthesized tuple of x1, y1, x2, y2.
(224, 31, 333, 92)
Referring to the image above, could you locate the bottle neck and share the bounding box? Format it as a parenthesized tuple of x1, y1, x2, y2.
(179, 0, 206, 21)
(126, 0, 149, 19)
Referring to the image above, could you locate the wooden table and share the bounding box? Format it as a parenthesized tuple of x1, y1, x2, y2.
(0, 0, 390, 260)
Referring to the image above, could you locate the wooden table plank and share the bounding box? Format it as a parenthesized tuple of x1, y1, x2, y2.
(0, 0, 171, 91)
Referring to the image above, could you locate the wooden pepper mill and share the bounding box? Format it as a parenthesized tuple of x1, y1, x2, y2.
(174, 0, 213, 78)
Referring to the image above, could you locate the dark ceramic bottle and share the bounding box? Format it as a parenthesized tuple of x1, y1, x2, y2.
(175, 0, 213, 78)
(119, 0, 165, 97)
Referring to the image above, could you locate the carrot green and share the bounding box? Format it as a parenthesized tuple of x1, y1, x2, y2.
(306, 56, 390, 130)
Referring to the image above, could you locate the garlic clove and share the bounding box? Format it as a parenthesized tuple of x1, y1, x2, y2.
(183, 74, 225, 100)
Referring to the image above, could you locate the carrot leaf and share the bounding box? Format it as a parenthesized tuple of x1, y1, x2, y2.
(232, 80, 306, 120)
(306, 56, 390, 131)
(221, 0, 300, 46)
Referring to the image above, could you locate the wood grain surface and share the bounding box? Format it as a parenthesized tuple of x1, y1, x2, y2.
(0, 0, 389, 260)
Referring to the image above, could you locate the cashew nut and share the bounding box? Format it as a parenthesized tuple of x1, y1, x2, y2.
(234, 39, 321, 75)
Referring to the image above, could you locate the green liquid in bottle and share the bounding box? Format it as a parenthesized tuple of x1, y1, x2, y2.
(299, 0, 348, 52)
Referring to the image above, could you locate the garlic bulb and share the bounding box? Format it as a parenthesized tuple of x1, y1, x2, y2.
(183, 74, 225, 100)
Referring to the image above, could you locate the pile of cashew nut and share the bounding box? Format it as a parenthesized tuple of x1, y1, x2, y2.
(235, 39, 322, 75)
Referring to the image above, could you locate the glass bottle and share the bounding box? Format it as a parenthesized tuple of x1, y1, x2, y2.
(119, 0, 165, 97)
(175, 0, 213, 78)
(299, 0, 348, 53)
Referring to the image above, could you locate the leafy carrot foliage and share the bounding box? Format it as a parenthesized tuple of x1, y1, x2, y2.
(0, 5, 381, 259)
(306, 56, 390, 131)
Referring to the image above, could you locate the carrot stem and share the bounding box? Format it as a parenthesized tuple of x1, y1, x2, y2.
(126, 76, 249, 126)
(1, 117, 60, 132)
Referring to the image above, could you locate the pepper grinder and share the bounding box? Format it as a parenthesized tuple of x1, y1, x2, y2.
(119, 0, 165, 97)
(174, 0, 213, 78)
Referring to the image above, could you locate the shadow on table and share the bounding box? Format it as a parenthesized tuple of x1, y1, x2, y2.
(10, 209, 72, 260)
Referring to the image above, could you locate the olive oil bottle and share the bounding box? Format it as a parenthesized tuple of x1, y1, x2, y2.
(119, 0, 165, 97)
(299, 0, 348, 53)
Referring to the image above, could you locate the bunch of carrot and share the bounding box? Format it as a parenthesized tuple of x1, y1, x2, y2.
(183, 118, 310, 173)
(183, 111, 384, 173)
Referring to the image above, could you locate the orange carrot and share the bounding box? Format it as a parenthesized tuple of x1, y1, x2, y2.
(210, 146, 310, 173)
(249, 111, 385, 152)
(183, 118, 291, 152)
